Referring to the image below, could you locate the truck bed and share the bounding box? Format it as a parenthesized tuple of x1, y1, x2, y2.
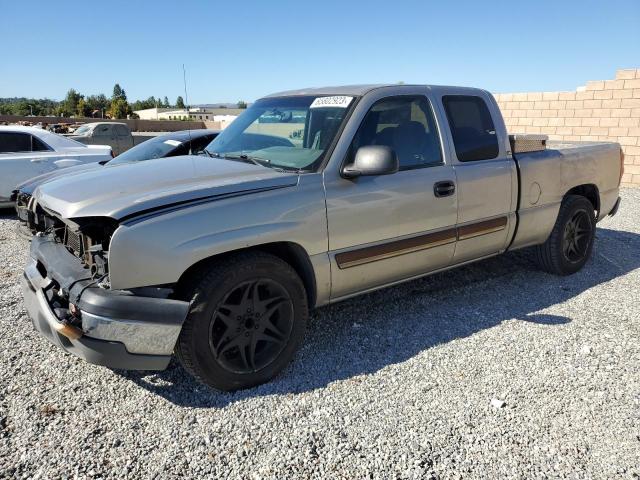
(509, 139, 621, 250)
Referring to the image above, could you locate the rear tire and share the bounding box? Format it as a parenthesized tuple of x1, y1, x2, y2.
(534, 195, 596, 276)
(175, 252, 308, 391)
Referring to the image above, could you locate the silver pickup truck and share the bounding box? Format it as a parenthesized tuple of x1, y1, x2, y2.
(22, 84, 623, 390)
(68, 122, 155, 155)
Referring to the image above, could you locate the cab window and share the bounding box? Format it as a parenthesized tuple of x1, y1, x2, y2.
(350, 96, 442, 170)
(115, 125, 129, 136)
(442, 95, 499, 162)
(94, 125, 111, 136)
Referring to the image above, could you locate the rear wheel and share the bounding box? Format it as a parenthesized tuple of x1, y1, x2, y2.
(535, 195, 596, 275)
(176, 252, 308, 391)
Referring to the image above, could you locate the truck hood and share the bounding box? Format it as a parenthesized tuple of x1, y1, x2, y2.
(33, 155, 299, 220)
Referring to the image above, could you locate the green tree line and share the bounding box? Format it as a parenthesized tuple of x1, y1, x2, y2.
(0, 84, 189, 120)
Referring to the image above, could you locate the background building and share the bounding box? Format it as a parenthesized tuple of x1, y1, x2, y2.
(133, 107, 245, 127)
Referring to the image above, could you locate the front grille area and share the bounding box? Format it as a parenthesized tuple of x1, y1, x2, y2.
(60, 225, 99, 269)
(64, 227, 82, 255)
(44, 214, 111, 275)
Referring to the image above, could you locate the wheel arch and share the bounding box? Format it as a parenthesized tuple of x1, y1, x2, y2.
(174, 241, 318, 308)
(564, 183, 600, 215)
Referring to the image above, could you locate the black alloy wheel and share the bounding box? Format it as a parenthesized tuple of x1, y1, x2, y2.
(176, 251, 308, 391)
(562, 209, 592, 263)
(535, 194, 596, 276)
(209, 279, 294, 374)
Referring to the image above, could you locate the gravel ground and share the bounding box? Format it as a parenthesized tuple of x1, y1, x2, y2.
(1, 189, 639, 479)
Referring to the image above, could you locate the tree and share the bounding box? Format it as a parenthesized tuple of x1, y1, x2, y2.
(0, 96, 76, 117)
(237, 100, 247, 109)
(108, 98, 130, 119)
(14, 100, 35, 116)
(57, 89, 83, 117)
(130, 96, 157, 111)
(175, 96, 185, 109)
(163, 96, 170, 108)
(85, 94, 109, 117)
(76, 98, 89, 117)
(112, 83, 127, 102)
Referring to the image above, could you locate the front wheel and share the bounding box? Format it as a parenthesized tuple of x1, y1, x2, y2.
(176, 252, 308, 391)
(535, 195, 596, 276)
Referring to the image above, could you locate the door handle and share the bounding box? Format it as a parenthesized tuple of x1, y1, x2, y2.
(434, 181, 455, 198)
(30, 157, 46, 163)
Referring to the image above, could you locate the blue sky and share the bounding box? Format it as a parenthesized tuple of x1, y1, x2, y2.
(1, 0, 638, 103)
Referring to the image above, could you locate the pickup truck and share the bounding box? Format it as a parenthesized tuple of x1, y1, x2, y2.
(21, 84, 623, 391)
(68, 122, 156, 155)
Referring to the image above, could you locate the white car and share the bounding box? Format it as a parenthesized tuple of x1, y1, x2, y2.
(0, 126, 112, 207)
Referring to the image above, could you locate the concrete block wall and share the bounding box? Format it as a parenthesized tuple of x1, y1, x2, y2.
(493, 69, 640, 186)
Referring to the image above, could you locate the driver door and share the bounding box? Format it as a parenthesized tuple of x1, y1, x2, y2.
(324, 94, 458, 300)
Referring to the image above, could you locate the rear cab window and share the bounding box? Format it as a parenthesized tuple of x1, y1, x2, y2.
(442, 95, 499, 162)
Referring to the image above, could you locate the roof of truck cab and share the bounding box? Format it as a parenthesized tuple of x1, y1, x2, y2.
(265, 85, 390, 97)
(264, 84, 489, 98)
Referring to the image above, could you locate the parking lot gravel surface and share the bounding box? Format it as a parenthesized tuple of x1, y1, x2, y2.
(1, 189, 639, 479)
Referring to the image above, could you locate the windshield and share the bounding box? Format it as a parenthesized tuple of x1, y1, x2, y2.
(203, 95, 354, 172)
(73, 124, 93, 135)
(109, 135, 184, 164)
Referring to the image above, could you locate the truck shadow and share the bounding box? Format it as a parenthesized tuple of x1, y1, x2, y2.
(118, 226, 639, 408)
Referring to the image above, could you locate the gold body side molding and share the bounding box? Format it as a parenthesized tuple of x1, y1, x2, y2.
(336, 216, 508, 269)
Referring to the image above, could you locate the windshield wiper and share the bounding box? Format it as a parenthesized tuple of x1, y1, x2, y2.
(271, 166, 307, 174)
(199, 151, 303, 173)
(199, 149, 220, 158)
(221, 154, 271, 168)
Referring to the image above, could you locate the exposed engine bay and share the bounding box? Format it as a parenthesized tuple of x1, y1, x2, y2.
(29, 203, 118, 280)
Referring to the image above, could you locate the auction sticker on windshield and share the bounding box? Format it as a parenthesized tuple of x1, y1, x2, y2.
(310, 96, 353, 109)
(164, 139, 182, 146)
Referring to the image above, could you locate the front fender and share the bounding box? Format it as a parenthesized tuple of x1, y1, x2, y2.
(107, 175, 328, 291)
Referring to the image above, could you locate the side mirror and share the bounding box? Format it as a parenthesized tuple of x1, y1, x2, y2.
(342, 145, 399, 178)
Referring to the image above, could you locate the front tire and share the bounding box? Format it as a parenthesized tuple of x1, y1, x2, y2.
(176, 252, 308, 391)
(535, 194, 596, 276)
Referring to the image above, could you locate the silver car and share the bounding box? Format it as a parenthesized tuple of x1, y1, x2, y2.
(0, 126, 112, 207)
(13, 129, 219, 226)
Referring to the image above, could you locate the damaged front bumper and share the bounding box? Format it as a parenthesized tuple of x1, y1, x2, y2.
(22, 235, 190, 370)
(13, 190, 31, 223)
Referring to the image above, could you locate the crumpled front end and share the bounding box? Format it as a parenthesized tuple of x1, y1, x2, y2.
(22, 233, 190, 370)
(13, 190, 32, 223)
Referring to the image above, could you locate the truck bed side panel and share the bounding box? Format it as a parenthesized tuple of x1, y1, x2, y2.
(511, 142, 621, 250)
